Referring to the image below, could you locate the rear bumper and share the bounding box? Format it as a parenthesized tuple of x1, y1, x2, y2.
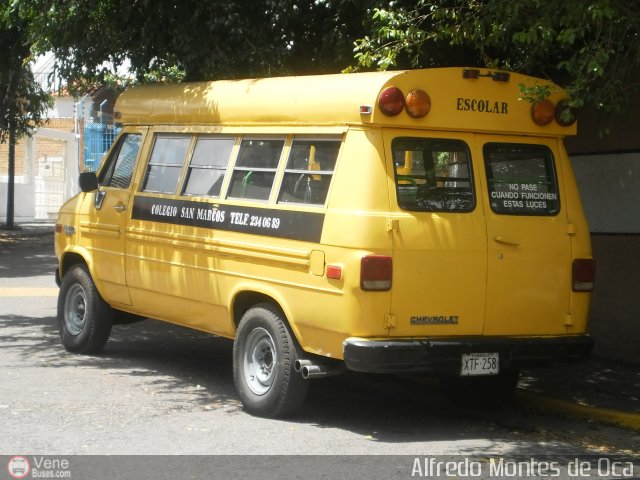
(343, 335, 593, 374)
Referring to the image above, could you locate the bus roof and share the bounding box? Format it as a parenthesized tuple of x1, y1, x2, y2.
(114, 67, 576, 137)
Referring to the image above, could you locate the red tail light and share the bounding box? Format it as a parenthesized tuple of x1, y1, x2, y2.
(378, 87, 405, 116)
(361, 255, 392, 291)
(572, 259, 595, 292)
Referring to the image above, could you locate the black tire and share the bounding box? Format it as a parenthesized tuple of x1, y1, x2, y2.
(440, 369, 520, 409)
(233, 303, 309, 418)
(57, 264, 113, 354)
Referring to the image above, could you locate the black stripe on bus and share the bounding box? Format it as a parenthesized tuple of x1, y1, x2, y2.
(131, 195, 325, 243)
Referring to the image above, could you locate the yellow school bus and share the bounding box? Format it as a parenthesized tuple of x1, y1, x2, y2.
(55, 68, 594, 417)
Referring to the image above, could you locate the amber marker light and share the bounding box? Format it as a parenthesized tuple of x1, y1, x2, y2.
(555, 99, 577, 127)
(405, 89, 431, 118)
(378, 87, 405, 116)
(531, 99, 555, 126)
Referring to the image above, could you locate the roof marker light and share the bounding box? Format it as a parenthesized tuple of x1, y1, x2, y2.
(463, 69, 510, 82)
(463, 69, 480, 79)
(405, 89, 431, 119)
(359, 105, 373, 115)
(491, 71, 510, 82)
(378, 87, 405, 116)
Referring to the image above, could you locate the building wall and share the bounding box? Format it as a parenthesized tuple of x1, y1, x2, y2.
(1, 118, 76, 223)
(41, 95, 76, 119)
(566, 104, 640, 364)
(588, 235, 640, 363)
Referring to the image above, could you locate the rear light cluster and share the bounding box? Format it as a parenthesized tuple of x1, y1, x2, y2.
(531, 98, 576, 127)
(572, 258, 595, 292)
(359, 256, 593, 293)
(378, 87, 431, 119)
(360, 255, 392, 291)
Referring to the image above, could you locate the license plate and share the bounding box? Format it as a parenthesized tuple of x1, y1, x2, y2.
(460, 352, 500, 376)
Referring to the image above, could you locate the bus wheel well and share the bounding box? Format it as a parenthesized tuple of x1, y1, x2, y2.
(233, 292, 280, 328)
(61, 252, 88, 279)
(232, 291, 306, 361)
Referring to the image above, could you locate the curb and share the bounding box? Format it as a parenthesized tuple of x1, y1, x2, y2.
(0, 226, 54, 240)
(515, 390, 640, 432)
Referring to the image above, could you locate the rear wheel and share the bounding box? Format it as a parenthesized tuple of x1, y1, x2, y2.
(57, 264, 113, 354)
(233, 303, 309, 418)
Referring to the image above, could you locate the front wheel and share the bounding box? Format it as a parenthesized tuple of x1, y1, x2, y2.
(57, 264, 113, 354)
(233, 304, 309, 418)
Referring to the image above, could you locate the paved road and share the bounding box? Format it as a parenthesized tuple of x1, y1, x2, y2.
(1, 234, 638, 456)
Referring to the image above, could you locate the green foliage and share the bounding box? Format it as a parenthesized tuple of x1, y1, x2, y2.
(0, 2, 52, 143)
(518, 83, 556, 104)
(353, 0, 640, 117)
(22, 0, 381, 85)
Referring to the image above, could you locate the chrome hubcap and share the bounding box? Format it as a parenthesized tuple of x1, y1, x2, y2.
(64, 284, 87, 336)
(243, 328, 276, 396)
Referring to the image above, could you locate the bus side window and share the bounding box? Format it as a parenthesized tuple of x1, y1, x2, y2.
(142, 134, 191, 194)
(227, 139, 284, 201)
(182, 136, 235, 198)
(277, 137, 340, 206)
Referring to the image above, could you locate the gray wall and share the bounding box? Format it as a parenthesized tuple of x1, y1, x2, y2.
(589, 235, 640, 363)
(570, 152, 640, 364)
(572, 153, 640, 234)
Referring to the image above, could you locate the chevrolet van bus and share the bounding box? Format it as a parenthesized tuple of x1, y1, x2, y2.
(55, 68, 594, 417)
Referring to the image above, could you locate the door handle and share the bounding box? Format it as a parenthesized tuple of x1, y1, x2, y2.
(494, 235, 520, 247)
(114, 203, 127, 212)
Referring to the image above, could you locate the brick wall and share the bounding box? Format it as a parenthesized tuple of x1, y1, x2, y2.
(0, 141, 28, 176)
(0, 118, 74, 177)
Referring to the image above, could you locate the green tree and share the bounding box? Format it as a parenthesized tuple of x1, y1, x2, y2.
(25, 0, 381, 85)
(1, 2, 52, 229)
(353, 0, 640, 117)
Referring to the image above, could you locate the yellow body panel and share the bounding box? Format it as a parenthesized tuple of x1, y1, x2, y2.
(56, 68, 591, 364)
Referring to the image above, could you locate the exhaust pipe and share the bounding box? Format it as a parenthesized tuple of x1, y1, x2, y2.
(294, 359, 343, 379)
(294, 359, 313, 373)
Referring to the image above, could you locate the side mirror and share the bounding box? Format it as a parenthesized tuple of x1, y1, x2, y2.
(79, 171, 99, 193)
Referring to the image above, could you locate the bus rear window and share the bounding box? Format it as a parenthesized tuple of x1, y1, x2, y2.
(484, 143, 560, 216)
(392, 137, 474, 212)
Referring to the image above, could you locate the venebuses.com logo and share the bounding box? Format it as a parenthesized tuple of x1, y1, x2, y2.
(7, 456, 30, 479)
(6, 456, 72, 479)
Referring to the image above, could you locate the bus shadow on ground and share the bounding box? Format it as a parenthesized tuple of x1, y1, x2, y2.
(0, 313, 611, 453)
